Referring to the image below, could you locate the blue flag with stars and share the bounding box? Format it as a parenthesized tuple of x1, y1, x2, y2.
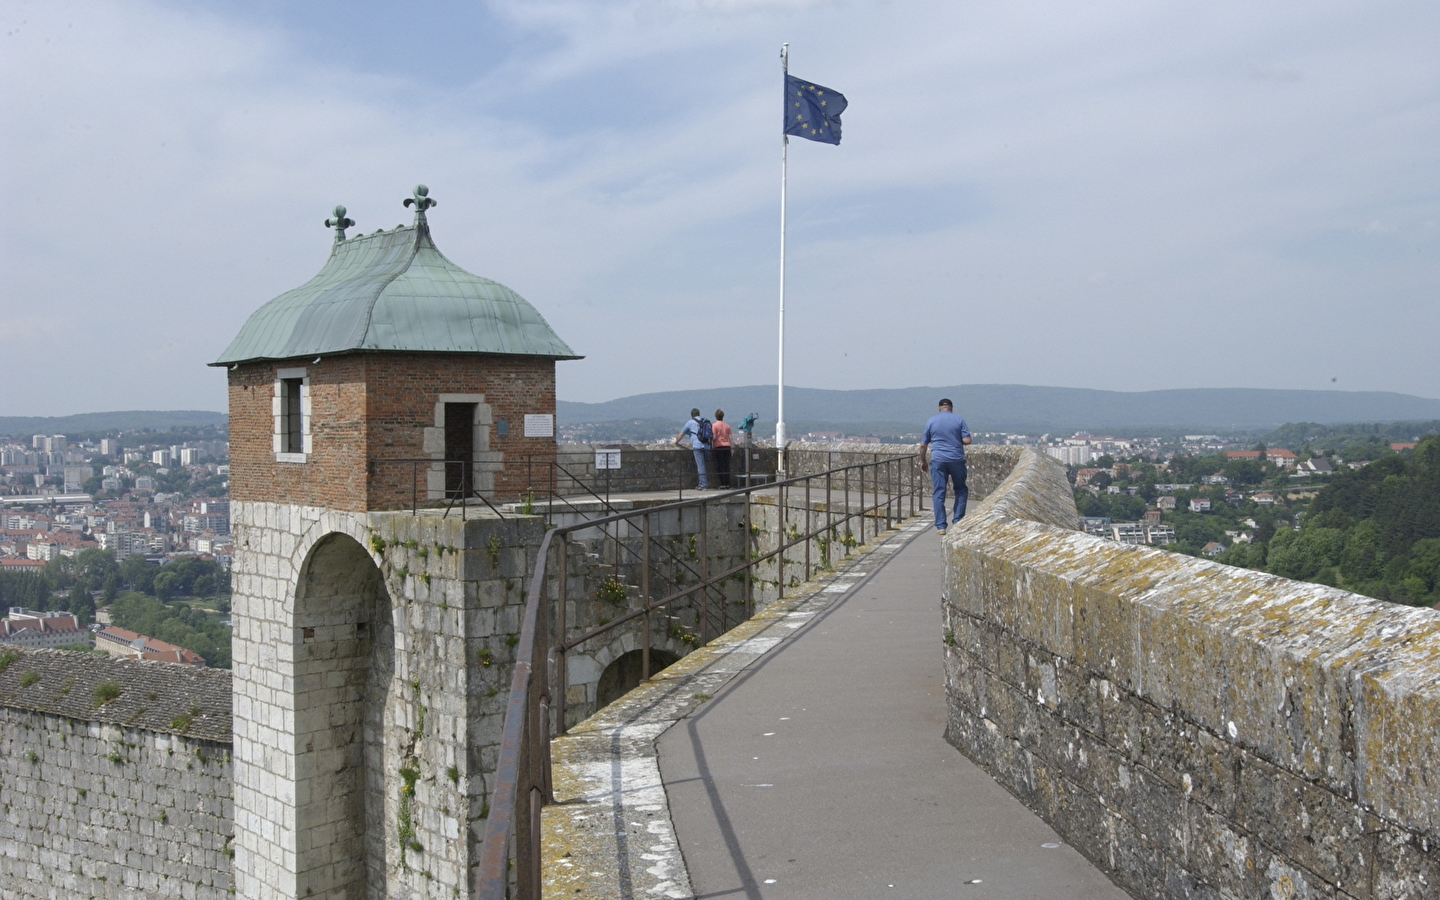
(784, 74, 846, 145)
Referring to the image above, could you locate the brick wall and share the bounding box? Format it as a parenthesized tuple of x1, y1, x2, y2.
(228, 352, 558, 512)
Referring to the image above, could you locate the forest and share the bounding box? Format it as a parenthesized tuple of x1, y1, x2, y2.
(1223, 436, 1440, 605)
(1075, 435, 1440, 607)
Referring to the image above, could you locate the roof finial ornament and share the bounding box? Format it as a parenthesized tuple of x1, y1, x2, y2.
(324, 205, 355, 241)
(404, 184, 436, 211)
(404, 184, 437, 232)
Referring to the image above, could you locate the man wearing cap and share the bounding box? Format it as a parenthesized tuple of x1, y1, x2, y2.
(919, 398, 971, 534)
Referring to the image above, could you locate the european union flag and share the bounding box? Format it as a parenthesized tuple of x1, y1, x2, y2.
(784, 74, 846, 145)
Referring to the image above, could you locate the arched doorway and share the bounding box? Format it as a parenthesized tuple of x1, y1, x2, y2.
(292, 533, 394, 900)
(595, 649, 680, 710)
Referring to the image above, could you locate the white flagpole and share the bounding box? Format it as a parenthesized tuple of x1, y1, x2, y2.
(777, 42, 789, 476)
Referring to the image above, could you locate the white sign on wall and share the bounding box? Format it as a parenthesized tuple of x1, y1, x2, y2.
(595, 449, 622, 470)
(523, 414, 554, 438)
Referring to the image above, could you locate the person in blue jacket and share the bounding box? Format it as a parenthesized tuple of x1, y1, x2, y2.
(675, 407, 711, 489)
(919, 398, 972, 533)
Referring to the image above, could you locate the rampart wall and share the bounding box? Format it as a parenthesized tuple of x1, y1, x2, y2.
(944, 446, 1440, 900)
(0, 650, 234, 899)
(551, 444, 777, 495)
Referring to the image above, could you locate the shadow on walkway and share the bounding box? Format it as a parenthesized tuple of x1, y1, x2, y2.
(657, 525, 1130, 900)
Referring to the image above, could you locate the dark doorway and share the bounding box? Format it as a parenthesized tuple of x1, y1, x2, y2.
(596, 648, 681, 711)
(444, 402, 476, 498)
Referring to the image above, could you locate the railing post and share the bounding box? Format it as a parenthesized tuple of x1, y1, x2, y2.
(887, 457, 894, 530)
(909, 456, 915, 518)
(699, 498, 709, 644)
(555, 536, 568, 736)
(539, 699, 553, 804)
(528, 786, 543, 898)
(804, 476, 811, 582)
(859, 465, 866, 546)
(777, 481, 786, 599)
(744, 488, 753, 618)
(642, 513, 651, 682)
(826, 466, 832, 570)
(843, 466, 851, 557)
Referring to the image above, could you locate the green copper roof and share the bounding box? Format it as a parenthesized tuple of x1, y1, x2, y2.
(213, 188, 580, 366)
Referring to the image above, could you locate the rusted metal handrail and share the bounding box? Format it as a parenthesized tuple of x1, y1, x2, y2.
(370, 458, 508, 519)
(475, 454, 926, 899)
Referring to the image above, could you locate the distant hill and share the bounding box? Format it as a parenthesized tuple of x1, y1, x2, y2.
(0, 410, 227, 438)
(557, 385, 1440, 435)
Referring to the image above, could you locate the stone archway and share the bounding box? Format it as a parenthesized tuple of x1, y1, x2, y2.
(595, 649, 680, 711)
(292, 533, 395, 900)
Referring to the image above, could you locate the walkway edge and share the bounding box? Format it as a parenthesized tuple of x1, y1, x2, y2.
(541, 516, 934, 899)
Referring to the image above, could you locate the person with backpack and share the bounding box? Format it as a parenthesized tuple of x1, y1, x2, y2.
(675, 407, 712, 489)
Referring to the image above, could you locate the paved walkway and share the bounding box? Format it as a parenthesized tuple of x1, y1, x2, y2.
(656, 524, 1129, 900)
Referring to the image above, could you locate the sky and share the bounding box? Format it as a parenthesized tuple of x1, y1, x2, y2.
(2, 0, 1438, 416)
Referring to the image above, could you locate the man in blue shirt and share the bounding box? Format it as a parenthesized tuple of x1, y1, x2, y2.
(920, 398, 972, 533)
(675, 408, 710, 489)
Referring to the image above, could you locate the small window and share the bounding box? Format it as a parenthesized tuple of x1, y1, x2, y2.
(283, 378, 304, 454)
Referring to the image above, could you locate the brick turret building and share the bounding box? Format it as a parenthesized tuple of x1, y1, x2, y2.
(213, 184, 579, 509)
(214, 186, 576, 899)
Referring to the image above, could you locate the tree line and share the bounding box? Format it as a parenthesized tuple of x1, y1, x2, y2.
(1073, 435, 1440, 606)
(0, 549, 231, 666)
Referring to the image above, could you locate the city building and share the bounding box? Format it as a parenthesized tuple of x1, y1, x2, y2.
(94, 625, 206, 666)
(1298, 457, 1334, 474)
(0, 608, 88, 648)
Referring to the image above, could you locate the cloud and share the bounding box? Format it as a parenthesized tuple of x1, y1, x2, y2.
(2, 0, 1439, 418)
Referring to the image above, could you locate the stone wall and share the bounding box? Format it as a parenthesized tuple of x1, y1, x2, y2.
(942, 446, 1440, 900)
(229, 500, 545, 900)
(784, 440, 919, 474)
(550, 444, 777, 495)
(0, 649, 233, 899)
(545, 497, 752, 728)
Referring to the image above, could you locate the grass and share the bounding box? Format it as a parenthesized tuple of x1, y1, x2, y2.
(93, 681, 122, 706)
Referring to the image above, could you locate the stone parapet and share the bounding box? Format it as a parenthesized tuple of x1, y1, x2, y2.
(943, 446, 1440, 900)
(228, 500, 545, 900)
(0, 650, 233, 898)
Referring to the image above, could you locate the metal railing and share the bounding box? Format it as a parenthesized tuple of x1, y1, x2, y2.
(474, 453, 927, 899)
(520, 445, 775, 515)
(370, 458, 510, 519)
